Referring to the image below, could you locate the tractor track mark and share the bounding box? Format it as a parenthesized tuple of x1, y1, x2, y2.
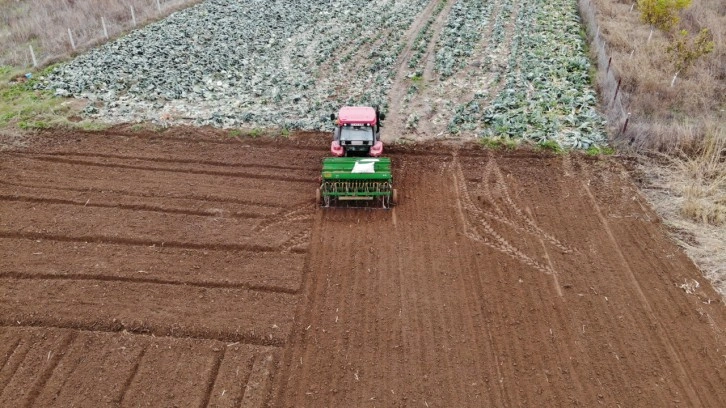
(241, 352, 277, 407)
(83, 131, 330, 153)
(15, 151, 315, 172)
(419, 0, 456, 80)
(0, 337, 29, 396)
(279, 230, 312, 254)
(580, 171, 705, 407)
(0, 231, 290, 254)
(200, 347, 225, 408)
(254, 205, 317, 233)
(0, 179, 292, 210)
(231, 352, 258, 408)
(439, 0, 501, 98)
(459, 0, 523, 111)
(21, 331, 77, 408)
(0, 322, 286, 348)
(0, 194, 268, 220)
(452, 154, 555, 276)
(22, 156, 314, 183)
(385, 0, 449, 140)
(116, 344, 148, 405)
(474, 156, 574, 253)
(0, 338, 21, 374)
(270, 210, 322, 405)
(0, 272, 300, 295)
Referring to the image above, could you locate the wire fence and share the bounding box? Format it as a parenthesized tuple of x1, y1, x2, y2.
(1, 0, 200, 68)
(577, 0, 634, 146)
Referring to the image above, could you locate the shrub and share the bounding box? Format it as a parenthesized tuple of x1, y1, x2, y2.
(638, 0, 692, 32)
(667, 28, 715, 74)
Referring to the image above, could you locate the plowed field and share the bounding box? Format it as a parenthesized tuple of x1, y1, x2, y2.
(1, 129, 725, 407)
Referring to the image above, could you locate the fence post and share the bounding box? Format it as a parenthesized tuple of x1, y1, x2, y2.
(29, 44, 38, 68)
(68, 28, 76, 50)
(612, 77, 622, 104)
(622, 113, 631, 134)
(102, 17, 109, 39)
(131, 5, 137, 26)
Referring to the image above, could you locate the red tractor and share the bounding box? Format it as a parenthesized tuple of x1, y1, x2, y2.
(330, 106, 385, 157)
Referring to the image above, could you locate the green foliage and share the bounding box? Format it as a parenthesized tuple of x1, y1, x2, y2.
(0, 66, 13, 78)
(78, 121, 110, 132)
(638, 0, 691, 32)
(280, 127, 290, 138)
(479, 136, 517, 150)
(667, 28, 715, 74)
(18, 120, 49, 130)
(537, 140, 563, 153)
(249, 128, 263, 138)
(585, 145, 615, 156)
(228, 129, 242, 138)
(0, 76, 67, 129)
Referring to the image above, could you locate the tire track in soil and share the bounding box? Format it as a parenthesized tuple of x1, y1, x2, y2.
(0, 329, 76, 407)
(0, 194, 269, 219)
(16, 155, 314, 183)
(577, 159, 717, 407)
(116, 344, 148, 406)
(0, 334, 31, 396)
(17, 151, 314, 172)
(0, 238, 305, 293)
(210, 349, 257, 408)
(0, 230, 301, 254)
(0, 272, 299, 295)
(0, 179, 291, 210)
(384, 0, 450, 141)
(21, 331, 77, 408)
(0, 278, 296, 346)
(53, 130, 330, 153)
(200, 347, 225, 408)
(240, 352, 278, 407)
(463, 155, 628, 405)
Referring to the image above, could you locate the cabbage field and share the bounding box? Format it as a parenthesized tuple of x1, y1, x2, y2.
(39, 0, 606, 148)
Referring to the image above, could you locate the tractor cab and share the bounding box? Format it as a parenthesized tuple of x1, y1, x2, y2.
(330, 106, 385, 157)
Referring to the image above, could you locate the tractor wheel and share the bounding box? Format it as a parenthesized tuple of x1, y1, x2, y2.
(392, 189, 398, 205)
(315, 188, 321, 205)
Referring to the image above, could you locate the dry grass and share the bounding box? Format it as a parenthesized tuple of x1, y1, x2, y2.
(676, 127, 726, 225)
(591, 0, 725, 151)
(636, 124, 725, 296)
(0, 0, 202, 67)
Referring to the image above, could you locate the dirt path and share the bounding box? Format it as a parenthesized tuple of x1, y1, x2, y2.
(1, 129, 725, 407)
(383, 0, 452, 142)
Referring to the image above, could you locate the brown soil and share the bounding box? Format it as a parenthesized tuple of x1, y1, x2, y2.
(1, 127, 725, 407)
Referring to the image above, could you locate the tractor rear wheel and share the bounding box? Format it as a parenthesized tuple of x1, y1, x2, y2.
(392, 189, 398, 205)
(315, 188, 321, 205)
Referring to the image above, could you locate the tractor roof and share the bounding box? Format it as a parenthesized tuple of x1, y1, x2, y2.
(338, 106, 377, 125)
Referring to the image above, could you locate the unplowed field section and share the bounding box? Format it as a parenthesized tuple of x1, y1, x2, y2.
(1, 132, 725, 407)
